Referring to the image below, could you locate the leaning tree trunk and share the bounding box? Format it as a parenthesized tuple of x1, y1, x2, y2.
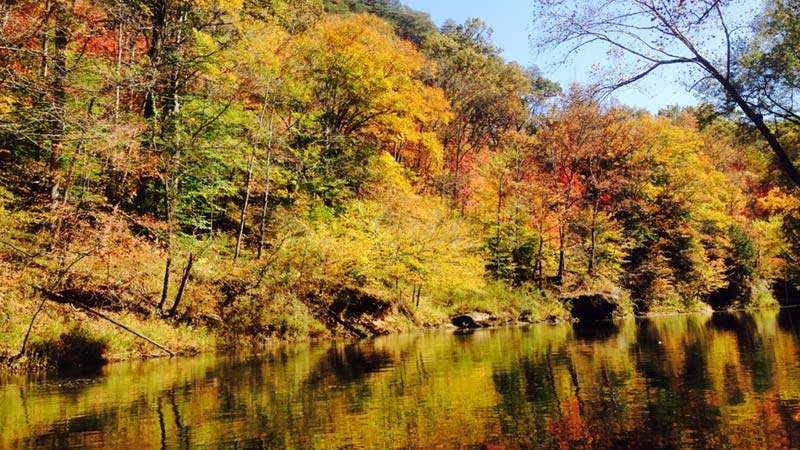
(167, 253, 193, 318)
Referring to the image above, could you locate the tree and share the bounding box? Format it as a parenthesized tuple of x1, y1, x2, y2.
(480, 129, 545, 285)
(736, 0, 800, 127)
(322, 0, 437, 47)
(620, 114, 737, 309)
(287, 13, 450, 204)
(578, 105, 639, 276)
(534, 88, 598, 285)
(532, 0, 800, 188)
(426, 18, 539, 210)
(0, 0, 77, 200)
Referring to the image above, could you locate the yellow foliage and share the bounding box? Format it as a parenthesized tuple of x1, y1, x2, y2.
(296, 14, 452, 169)
(758, 187, 800, 215)
(285, 153, 484, 300)
(0, 95, 13, 114)
(189, 0, 244, 11)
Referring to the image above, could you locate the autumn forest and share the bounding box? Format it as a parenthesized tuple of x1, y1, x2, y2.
(2, 0, 800, 367)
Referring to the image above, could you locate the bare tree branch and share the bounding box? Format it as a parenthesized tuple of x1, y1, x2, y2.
(532, 0, 800, 187)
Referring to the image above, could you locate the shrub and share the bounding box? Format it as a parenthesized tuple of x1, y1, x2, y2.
(29, 325, 108, 369)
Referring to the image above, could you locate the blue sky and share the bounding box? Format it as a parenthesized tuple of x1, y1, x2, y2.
(402, 0, 699, 112)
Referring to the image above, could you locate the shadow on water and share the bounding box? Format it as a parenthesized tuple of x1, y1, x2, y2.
(778, 306, 800, 333)
(572, 320, 619, 342)
(304, 342, 394, 387)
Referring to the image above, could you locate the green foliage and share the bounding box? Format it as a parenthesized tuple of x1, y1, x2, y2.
(484, 224, 542, 286)
(728, 224, 758, 281)
(735, 0, 800, 124)
(323, 0, 436, 46)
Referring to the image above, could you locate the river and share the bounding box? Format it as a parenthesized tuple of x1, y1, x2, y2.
(4, 309, 800, 448)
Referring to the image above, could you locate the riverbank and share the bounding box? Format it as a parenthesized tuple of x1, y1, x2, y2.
(0, 281, 577, 372)
(0, 232, 778, 374)
(0, 231, 575, 372)
(0, 268, 732, 374)
(0, 228, 777, 374)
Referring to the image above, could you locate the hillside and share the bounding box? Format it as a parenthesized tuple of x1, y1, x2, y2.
(1, 0, 799, 369)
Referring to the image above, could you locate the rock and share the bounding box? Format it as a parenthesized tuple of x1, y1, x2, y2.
(563, 291, 620, 321)
(518, 309, 534, 323)
(544, 314, 561, 324)
(451, 312, 495, 328)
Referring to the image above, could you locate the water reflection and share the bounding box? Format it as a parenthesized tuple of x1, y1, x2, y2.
(4, 310, 800, 448)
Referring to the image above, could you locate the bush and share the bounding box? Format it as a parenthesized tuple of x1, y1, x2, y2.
(29, 325, 108, 369)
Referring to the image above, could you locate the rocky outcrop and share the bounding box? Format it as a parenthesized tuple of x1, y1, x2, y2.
(563, 291, 621, 321)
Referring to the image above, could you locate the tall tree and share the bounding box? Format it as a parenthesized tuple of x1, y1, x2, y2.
(532, 0, 800, 188)
(426, 18, 537, 209)
(288, 13, 450, 204)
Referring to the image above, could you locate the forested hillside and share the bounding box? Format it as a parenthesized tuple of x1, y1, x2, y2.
(1, 0, 799, 368)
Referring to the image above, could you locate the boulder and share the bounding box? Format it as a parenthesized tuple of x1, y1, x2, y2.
(451, 312, 495, 328)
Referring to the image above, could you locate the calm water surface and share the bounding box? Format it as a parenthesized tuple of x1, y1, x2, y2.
(4, 309, 800, 448)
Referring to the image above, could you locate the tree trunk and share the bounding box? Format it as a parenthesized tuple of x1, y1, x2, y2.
(703, 60, 800, 188)
(536, 212, 545, 288)
(157, 257, 171, 313)
(258, 146, 272, 259)
(168, 253, 193, 318)
(234, 150, 255, 261)
(144, 0, 167, 119)
(536, 235, 544, 287)
(12, 297, 48, 362)
(48, 0, 68, 203)
(557, 222, 566, 285)
(588, 202, 598, 276)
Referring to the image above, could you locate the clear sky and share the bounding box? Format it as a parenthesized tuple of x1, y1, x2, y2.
(402, 0, 699, 112)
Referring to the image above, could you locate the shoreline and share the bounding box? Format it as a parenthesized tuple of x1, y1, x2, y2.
(2, 303, 788, 376)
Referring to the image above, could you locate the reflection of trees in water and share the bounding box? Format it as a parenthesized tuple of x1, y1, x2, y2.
(308, 343, 395, 385)
(485, 312, 800, 448)
(156, 388, 189, 450)
(8, 312, 800, 448)
(711, 311, 776, 393)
